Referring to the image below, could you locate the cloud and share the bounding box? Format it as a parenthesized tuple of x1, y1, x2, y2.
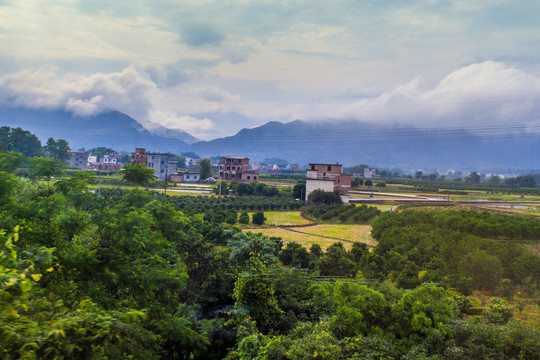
(0, 65, 221, 136)
(289, 61, 540, 132)
(180, 22, 225, 47)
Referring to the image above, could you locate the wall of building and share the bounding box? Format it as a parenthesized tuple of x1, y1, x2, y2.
(305, 179, 335, 202)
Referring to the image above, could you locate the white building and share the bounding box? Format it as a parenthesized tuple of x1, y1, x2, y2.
(147, 153, 171, 180)
(182, 172, 200, 182)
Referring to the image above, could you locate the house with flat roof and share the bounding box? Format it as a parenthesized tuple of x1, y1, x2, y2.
(305, 163, 352, 203)
(218, 156, 259, 182)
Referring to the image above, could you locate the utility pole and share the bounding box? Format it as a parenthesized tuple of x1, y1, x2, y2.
(164, 164, 168, 195)
(98, 165, 102, 197)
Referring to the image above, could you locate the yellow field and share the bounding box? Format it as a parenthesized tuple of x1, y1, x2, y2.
(243, 224, 375, 250)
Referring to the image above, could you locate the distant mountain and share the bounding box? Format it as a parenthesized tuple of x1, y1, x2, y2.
(0, 107, 195, 153)
(188, 120, 540, 170)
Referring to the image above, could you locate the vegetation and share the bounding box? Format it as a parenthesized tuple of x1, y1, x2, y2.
(307, 204, 381, 224)
(0, 147, 538, 358)
(307, 189, 342, 205)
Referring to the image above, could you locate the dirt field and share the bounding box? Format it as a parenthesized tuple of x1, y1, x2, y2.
(243, 224, 375, 250)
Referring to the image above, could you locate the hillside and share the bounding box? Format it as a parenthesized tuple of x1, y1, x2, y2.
(0, 107, 195, 153)
(188, 120, 540, 169)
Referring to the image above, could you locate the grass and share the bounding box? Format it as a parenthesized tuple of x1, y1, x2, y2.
(244, 224, 375, 250)
(261, 211, 313, 226)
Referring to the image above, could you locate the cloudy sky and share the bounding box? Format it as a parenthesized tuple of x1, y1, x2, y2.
(1, 0, 540, 140)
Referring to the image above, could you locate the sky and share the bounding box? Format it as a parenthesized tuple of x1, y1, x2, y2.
(0, 0, 540, 140)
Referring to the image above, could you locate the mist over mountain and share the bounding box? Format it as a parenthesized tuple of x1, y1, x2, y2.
(0, 107, 194, 153)
(188, 120, 540, 170)
(2, 106, 538, 170)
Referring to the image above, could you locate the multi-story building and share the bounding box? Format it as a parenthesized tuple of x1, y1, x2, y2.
(218, 156, 259, 182)
(130, 148, 176, 180)
(363, 167, 380, 179)
(147, 152, 170, 180)
(131, 148, 148, 166)
(68, 151, 88, 169)
(305, 163, 352, 203)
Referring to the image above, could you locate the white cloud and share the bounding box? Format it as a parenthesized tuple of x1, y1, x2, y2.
(0, 65, 223, 136)
(285, 61, 540, 132)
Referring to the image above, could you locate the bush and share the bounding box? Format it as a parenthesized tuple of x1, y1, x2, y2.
(307, 189, 342, 205)
(239, 211, 250, 224)
(252, 212, 266, 225)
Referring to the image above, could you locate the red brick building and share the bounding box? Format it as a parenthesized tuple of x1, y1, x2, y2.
(131, 148, 148, 165)
(305, 163, 352, 203)
(218, 156, 259, 182)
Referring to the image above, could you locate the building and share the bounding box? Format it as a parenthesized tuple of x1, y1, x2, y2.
(218, 156, 259, 182)
(182, 172, 200, 182)
(130, 148, 176, 180)
(305, 163, 352, 203)
(101, 155, 120, 164)
(131, 148, 148, 166)
(363, 168, 380, 179)
(68, 151, 88, 169)
(147, 152, 171, 180)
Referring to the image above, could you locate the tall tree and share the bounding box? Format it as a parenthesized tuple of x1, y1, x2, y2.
(43, 138, 71, 163)
(199, 158, 212, 180)
(0, 126, 42, 157)
(122, 164, 157, 187)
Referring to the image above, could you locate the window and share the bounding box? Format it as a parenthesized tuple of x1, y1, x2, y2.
(328, 166, 331, 171)
(247, 176, 250, 180)
(311, 165, 315, 170)
(254, 176, 257, 180)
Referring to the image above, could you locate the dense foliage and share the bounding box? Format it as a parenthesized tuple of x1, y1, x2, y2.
(370, 210, 540, 293)
(0, 166, 538, 359)
(307, 204, 382, 224)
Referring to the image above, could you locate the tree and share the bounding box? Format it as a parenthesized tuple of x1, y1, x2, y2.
(292, 182, 306, 199)
(28, 157, 66, 194)
(414, 171, 423, 180)
(464, 171, 481, 184)
(199, 158, 212, 180)
(519, 175, 536, 188)
(233, 254, 282, 331)
(319, 243, 357, 278)
(364, 180, 373, 187)
(0, 126, 42, 157)
(0, 152, 25, 173)
(43, 137, 71, 163)
(252, 212, 266, 225)
(122, 164, 157, 187)
(239, 211, 250, 224)
(307, 189, 342, 205)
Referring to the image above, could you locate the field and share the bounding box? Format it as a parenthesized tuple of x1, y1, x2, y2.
(244, 223, 374, 250)
(260, 211, 313, 226)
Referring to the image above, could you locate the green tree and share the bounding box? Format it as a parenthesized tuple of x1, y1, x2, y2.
(43, 137, 71, 163)
(307, 189, 342, 205)
(233, 253, 282, 331)
(319, 243, 357, 278)
(464, 171, 481, 184)
(483, 297, 514, 325)
(28, 157, 66, 194)
(292, 182, 306, 199)
(239, 211, 250, 224)
(252, 212, 266, 225)
(199, 158, 212, 180)
(122, 163, 157, 187)
(0, 126, 42, 157)
(0, 152, 25, 173)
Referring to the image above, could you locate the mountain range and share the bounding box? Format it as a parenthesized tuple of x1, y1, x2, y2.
(2, 107, 539, 170)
